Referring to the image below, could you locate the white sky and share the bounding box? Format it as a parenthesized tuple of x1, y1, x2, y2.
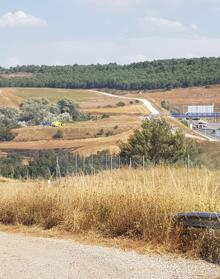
(1, 0, 220, 66)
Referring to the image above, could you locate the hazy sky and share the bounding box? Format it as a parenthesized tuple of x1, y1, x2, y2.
(1, 0, 220, 66)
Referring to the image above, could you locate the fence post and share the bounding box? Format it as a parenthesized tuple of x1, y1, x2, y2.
(56, 156, 61, 179)
(83, 156, 85, 173)
(143, 155, 145, 170)
(110, 154, 113, 171)
(129, 158, 132, 168)
(91, 154, 94, 174)
(105, 153, 108, 170)
(118, 155, 121, 169)
(75, 153, 78, 174)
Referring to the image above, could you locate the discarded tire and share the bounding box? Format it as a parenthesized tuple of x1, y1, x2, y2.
(175, 212, 220, 230)
(173, 212, 220, 264)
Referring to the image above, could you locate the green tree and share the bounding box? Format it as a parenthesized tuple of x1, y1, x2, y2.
(119, 118, 200, 165)
(57, 98, 80, 121)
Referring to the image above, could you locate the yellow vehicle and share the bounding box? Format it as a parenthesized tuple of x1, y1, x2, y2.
(52, 121, 64, 128)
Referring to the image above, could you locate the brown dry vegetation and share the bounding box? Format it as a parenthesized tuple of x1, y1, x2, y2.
(0, 88, 133, 109)
(0, 114, 141, 156)
(83, 104, 148, 115)
(12, 115, 141, 142)
(0, 88, 22, 107)
(199, 141, 220, 168)
(0, 167, 219, 263)
(136, 86, 220, 111)
(0, 130, 132, 155)
(13, 88, 131, 108)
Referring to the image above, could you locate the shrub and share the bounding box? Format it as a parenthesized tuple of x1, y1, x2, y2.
(19, 98, 56, 125)
(19, 97, 84, 125)
(57, 112, 72, 123)
(96, 129, 104, 136)
(0, 128, 16, 141)
(114, 125, 118, 130)
(77, 113, 93, 121)
(53, 129, 64, 139)
(161, 100, 170, 110)
(0, 155, 28, 178)
(116, 101, 125, 107)
(105, 130, 114, 137)
(0, 107, 19, 128)
(101, 113, 110, 119)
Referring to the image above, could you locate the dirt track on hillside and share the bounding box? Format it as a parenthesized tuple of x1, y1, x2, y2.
(0, 232, 219, 279)
(0, 89, 22, 107)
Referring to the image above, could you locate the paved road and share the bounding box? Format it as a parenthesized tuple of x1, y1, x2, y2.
(90, 90, 160, 115)
(0, 232, 219, 279)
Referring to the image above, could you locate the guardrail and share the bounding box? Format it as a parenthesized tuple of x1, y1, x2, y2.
(175, 212, 220, 230)
(172, 113, 220, 118)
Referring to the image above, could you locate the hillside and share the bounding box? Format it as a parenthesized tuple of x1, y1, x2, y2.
(0, 87, 219, 167)
(121, 85, 220, 112)
(0, 88, 146, 156)
(1, 58, 220, 90)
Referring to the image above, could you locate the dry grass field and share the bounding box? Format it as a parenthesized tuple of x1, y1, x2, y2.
(131, 86, 220, 111)
(0, 167, 219, 262)
(0, 130, 131, 155)
(0, 88, 147, 156)
(11, 115, 141, 142)
(83, 104, 147, 115)
(13, 88, 131, 108)
(0, 88, 22, 107)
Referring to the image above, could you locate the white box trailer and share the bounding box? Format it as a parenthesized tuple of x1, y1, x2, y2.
(187, 105, 214, 114)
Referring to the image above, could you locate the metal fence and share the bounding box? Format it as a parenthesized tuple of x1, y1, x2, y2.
(55, 154, 149, 177)
(54, 153, 194, 179)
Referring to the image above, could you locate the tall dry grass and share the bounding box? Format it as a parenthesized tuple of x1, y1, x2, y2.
(0, 167, 219, 262)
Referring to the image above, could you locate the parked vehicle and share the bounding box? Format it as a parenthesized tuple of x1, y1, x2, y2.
(41, 121, 64, 127)
(196, 120, 208, 128)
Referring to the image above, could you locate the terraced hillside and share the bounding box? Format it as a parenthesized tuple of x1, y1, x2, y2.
(0, 88, 147, 156)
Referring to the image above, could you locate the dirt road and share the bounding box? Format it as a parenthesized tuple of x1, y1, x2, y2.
(0, 232, 219, 279)
(90, 90, 160, 115)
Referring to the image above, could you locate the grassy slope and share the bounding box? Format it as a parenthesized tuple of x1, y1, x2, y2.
(13, 88, 130, 108)
(132, 85, 220, 111)
(0, 167, 219, 262)
(0, 88, 22, 107)
(12, 115, 141, 142)
(0, 88, 148, 155)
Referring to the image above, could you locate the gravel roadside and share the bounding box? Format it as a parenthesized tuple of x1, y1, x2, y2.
(0, 232, 219, 279)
